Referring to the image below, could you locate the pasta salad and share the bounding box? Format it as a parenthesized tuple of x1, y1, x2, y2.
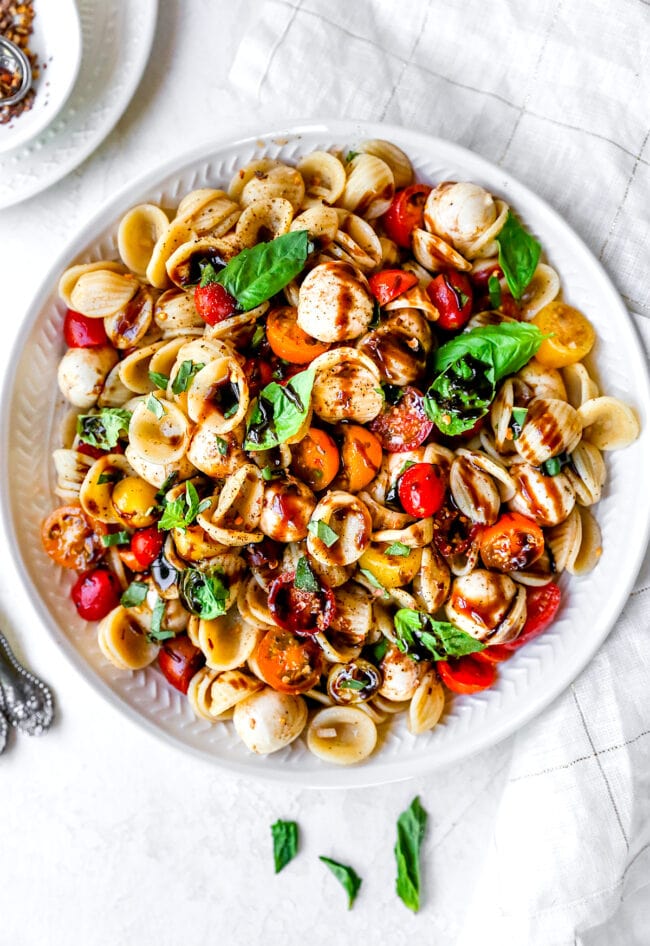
(42, 140, 640, 765)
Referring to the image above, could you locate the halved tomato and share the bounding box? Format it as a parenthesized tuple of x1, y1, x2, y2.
(41, 505, 106, 570)
(255, 628, 323, 694)
(369, 386, 433, 453)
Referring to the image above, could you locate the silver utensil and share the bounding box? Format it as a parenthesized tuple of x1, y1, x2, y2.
(0, 708, 7, 755)
(0, 630, 54, 737)
(0, 36, 32, 107)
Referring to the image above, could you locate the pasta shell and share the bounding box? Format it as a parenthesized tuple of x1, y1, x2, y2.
(562, 363, 599, 408)
(235, 198, 294, 247)
(57, 345, 118, 408)
(52, 449, 95, 502)
(446, 570, 522, 642)
(228, 158, 283, 201)
(311, 347, 382, 422)
(97, 606, 159, 670)
(97, 362, 133, 408)
(577, 396, 640, 450)
(383, 286, 439, 321)
(546, 506, 582, 574)
(408, 669, 445, 735)
(372, 517, 434, 548)
(70, 269, 140, 319)
(124, 445, 196, 489)
(233, 688, 308, 754)
(104, 285, 155, 350)
(238, 576, 278, 630)
(185, 356, 248, 433)
(328, 582, 374, 646)
(307, 491, 372, 566)
(340, 153, 394, 218)
(154, 288, 204, 336)
(514, 398, 582, 466)
(199, 464, 265, 545)
(128, 397, 191, 464)
(411, 227, 471, 273)
(171, 522, 228, 562)
(306, 706, 377, 765)
(298, 262, 375, 343)
(118, 340, 166, 394)
(146, 215, 195, 289)
(326, 213, 383, 272)
(297, 151, 346, 204)
(462, 200, 509, 259)
(309, 557, 353, 589)
(412, 545, 451, 613)
(379, 646, 423, 701)
(565, 441, 606, 506)
(357, 311, 431, 385)
(290, 204, 339, 250)
(518, 264, 561, 320)
(360, 139, 413, 188)
(379, 236, 401, 266)
(206, 669, 264, 718)
(117, 203, 169, 276)
(358, 490, 414, 531)
(455, 448, 517, 502)
(450, 455, 501, 525)
(516, 359, 567, 401)
(165, 236, 234, 288)
(508, 461, 575, 526)
(313, 630, 362, 664)
(79, 454, 136, 524)
(424, 182, 498, 254)
(58, 260, 129, 308)
(187, 421, 247, 479)
(568, 506, 602, 576)
(198, 612, 262, 672)
(176, 188, 241, 237)
(240, 163, 305, 211)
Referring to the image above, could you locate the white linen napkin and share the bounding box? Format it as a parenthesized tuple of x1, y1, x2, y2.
(229, 2, 650, 942)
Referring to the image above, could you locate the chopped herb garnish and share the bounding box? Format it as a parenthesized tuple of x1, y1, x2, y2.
(488, 273, 502, 309)
(251, 324, 266, 349)
(338, 678, 366, 691)
(395, 796, 427, 912)
(369, 298, 382, 329)
(393, 608, 484, 661)
(271, 820, 299, 874)
(120, 581, 148, 608)
(146, 394, 164, 419)
(97, 471, 120, 485)
(223, 402, 239, 419)
(215, 436, 228, 456)
(155, 471, 178, 502)
(496, 210, 541, 300)
(172, 360, 205, 395)
(77, 408, 132, 451)
(384, 542, 411, 557)
(399, 460, 415, 476)
(148, 596, 175, 642)
(209, 230, 310, 311)
(541, 452, 571, 476)
(149, 370, 169, 390)
(319, 857, 362, 909)
(294, 557, 320, 593)
(371, 637, 389, 663)
(307, 519, 339, 547)
(345, 150, 360, 163)
(158, 481, 211, 532)
(359, 568, 386, 592)
(510, 406, 528, 440)
(101, 531, 130, 547)
(179, 567, 229, 619)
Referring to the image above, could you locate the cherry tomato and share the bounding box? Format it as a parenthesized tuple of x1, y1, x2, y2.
(63, 309, 108, 348)
(397, 463, 446, 518)
(255, 627, 323, 694)
(268, 571, 336, 635)
(426, 270, 473, 331)
(475, 645, 512, 664)
(479, 512, 545, 572)
(470, 261, 503, 291)
(432, 504, 478, 558)
(71, 568, 121, 621)
(368, 269, 418, 306)
(437, 654, 497, 694)
(194, 282, 237, 325)
(77, 441, 124, 459)
(290, 427, 339, 491)
(266, 306, 329, 364)
(41, 505, 106, 570)
(243, 357, 274, 398)
(130, 527, 164, 570)
(158, 635, 205, 694)
(503, 583, 561, 652)
(381, 184, 431, 248)
(369, 386, 433, 453)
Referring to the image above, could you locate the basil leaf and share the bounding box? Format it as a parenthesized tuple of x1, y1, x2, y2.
(371, 637, 389, 663)
(251, 324, 266, 349)
(77, 408, 132, 451)
(319, 857, 362, 909)
(97, 471, 120, 485)
(434, 323, 543, 381)
(214, 230, 310, 311)
(146, 394, 165, 419)
(359, 568, 386, 593)
(488, 273, 502, 309)
(155, 471, 178, 502)
(215, 436, 228, 456)
(271, 820, 298, 873)
(339, 678, 365, 691)
(393, 608, 484, 661)
(294, 556, 319, 592)
(101, 531, 130, 547)
(244, 366, 316, 451)
(172, 360, 205, 395)
(158, 482, 209, 532)
(395, 796, 427, 912)
(149, 370, 169, 390)
(542, 452, 571, 476)
(384, 541, 411, 557)
(496, 210, 541, 300)
(179, 567, 229, 619)
(307, 518, 339, 548)
(121, 581, 148, 608)
(510, 406, 528, 440)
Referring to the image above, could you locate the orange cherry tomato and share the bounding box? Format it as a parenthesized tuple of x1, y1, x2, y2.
(437, 654, 497, 694)
(41, 505, 106, 570)
(381, 184, 431, 248)
(368, 269, 418, 306)
(290, 427, 339, 490)
(479, 512, 545, 572)
(338, 424, 383, 492)
(266, 306, 330, 364)
(255, 628, 323, 695)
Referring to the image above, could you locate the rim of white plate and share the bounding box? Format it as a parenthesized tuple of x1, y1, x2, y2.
(1, 119, 649, 788)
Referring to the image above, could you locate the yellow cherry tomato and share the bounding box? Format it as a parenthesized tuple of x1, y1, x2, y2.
(359, 544, 422, 589)
(532, 301, 596, 368)
(111, 476, 159, 528)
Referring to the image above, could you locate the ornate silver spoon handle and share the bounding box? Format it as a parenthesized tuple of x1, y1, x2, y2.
(0, 631, 54, 736)
(0, 708, 7, 755)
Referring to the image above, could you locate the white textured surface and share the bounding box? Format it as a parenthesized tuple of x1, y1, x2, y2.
(1, 2, 650, 944)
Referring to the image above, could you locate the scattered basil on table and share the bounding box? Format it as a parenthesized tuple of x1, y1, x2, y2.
(395, 796, 428, 912)
(271, 820, 299, 874)
(319, 857, 363, 909)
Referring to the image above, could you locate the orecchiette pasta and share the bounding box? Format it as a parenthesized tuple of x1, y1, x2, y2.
(43, 140, 639, 766)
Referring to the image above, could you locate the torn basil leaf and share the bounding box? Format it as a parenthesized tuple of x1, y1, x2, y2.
(148, 370, 169, 390)
(307, 518, 338, 548)
(100, 531, 130, 547)
(147, 596, 175, 642)
(488, 273, 502, 308)
(77, 408, 132, 451)
(244, 366, 316, 451)
(384, 542, 411, 557)
(319, 856, 362, 909)
(294, 556, 320, 593)
(171, 360, 205, 395)
(496, 210, 541, 300)
(158, 482, 210, 532)
(271, 820, 299, 874)
(395, 796, 427, 913)
(393, 608, 484, 662)
(120, 581, 148, 608)
(179, 567, 229, 620)
(146, 394, 165, 419)
(209, 230, 310, 311)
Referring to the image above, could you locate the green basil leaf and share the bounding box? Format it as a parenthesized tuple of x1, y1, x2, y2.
(510, 405, 528, 440)
(359, 568, 386, 593)
(294, 556, 320, 592)
(101, 531, 130, 547)
(214, 230, 310, 311)
(148, 596, 172, 642)
(371, 637, 389, 663)
(339, 678, 366, 691)
(393, 608, 484, 661)
(319, 857, 362, 909)
(395, 796, 427, 912)
(251, 324, 266, 349)
(155, 471, 178, 502)
(496, 210, 541, 300)
(215, 436, 228, 456)
(488, 274, 502, 309)
(179, 567, 229, 620)
(433, 323, 543, 381)
(77, 408, 132, 451)
(97, 471, 121, 485)
(244, 366, 316, 450)
(146, 394, 165, 419)
(307, 518, 339, 548)
(541, 452, 571, 476)
(172, 360, 205, 395)
(120, 581, 149, 608)
(271, 820, 299, 874)
(158, 482, 207, 532)
(149, 370, 169, 390)
(384, 542, 412, 557)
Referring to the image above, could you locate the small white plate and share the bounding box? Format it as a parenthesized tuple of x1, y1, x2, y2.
(1, 121, 649, 787)
(0, 0, 82, 154)
(0, 0, 157, 207)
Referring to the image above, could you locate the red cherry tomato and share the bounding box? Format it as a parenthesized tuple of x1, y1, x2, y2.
(268, 571, 336, 635)
(426, 270, 474, 330)
(194, 282, 237, 325)
(368, 269, 418, 306)
(369, 386, 433, 453)
(243, 357, 274, 398)
(432, 504, 478, 558)
(397, 463, 446, 518)
(255, 628, 323, 694)
(503, 583, 561, 652)
(71, 568, 121, 621)
(158, 635, 205, 694)
(470, 261, 503, 290)
(381, 184, 431, 248)
(437, 654, 497, 694)
(479, 512, 545, 572)
(475, 644, 512, 664)
(130, 527, 164, 570)
(63, 309, 109, 348)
